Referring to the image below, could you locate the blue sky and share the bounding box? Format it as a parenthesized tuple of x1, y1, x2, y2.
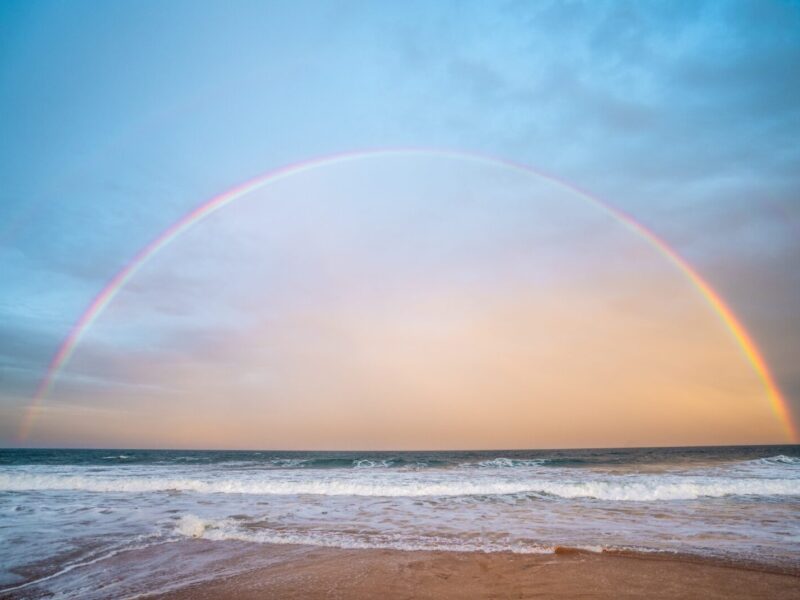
(1, 0, 799, 446)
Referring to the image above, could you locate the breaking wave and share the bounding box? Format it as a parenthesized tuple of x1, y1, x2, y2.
(475, 458, 550, 468)
(746, 455, 800, 466)
(173, 514, 554, 553)
(2, 472, 798, 501)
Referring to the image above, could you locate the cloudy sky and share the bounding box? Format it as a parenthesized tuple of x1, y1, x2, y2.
(1, 0, 798, 448)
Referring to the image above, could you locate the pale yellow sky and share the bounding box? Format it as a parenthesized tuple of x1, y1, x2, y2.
(13, 157, 791, 449)
(37, 268, 782, 449)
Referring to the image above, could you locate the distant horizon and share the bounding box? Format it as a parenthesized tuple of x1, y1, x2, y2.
(3, 442, 798, 453)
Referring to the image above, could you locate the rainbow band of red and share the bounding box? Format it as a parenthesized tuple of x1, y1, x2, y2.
(19, 148, 798, 441)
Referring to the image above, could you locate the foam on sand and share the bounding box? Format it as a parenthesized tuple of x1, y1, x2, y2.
(173, 514, 555, 554)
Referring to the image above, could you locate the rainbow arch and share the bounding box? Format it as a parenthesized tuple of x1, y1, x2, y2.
(19, 148, 798, 441)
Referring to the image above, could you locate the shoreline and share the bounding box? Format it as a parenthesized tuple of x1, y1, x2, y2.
(147, 543, 800, 600)
(565, 546, 800, 577)
(3, 445, 798, 598)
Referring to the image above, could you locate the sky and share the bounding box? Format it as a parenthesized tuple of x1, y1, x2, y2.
(0, 0, 798, 449)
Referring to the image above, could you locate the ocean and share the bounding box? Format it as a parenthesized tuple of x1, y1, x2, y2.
(1, 445, 799, 598)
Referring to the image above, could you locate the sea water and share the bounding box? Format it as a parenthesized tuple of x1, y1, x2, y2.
(1, 445, 798, 598)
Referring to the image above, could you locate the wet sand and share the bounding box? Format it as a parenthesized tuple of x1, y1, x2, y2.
(156, 545, 800, 600)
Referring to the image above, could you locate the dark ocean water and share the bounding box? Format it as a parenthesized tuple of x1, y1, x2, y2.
(1, 445, 799, 598)
(4, 444, 798, 467)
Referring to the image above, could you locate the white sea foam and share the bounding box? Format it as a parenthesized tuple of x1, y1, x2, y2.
(176, 514, 208, 538)
(0, 536, 169, 594)
(173, 514, 553, 554)
(475, 458, 549, 468)
(353, 459, 394, 468)
(749, 455, 800, 466)
(2, 471, 798, 500)
(268, 458, 310, 468)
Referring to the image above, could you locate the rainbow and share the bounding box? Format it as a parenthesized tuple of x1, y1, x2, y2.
(19, 148, 798, 441)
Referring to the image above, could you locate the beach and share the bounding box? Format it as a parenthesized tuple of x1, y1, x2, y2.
(2, 446, 798, 598)
(152, 543, 800, 599)
(5, 539, 799, 599)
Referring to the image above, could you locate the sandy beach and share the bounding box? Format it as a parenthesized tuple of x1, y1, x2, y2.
(155, 545, 800, 600)
(3, 448, 799, 598)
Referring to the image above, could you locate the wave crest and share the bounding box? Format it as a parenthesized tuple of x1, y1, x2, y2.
(173, 514, 553, 553)
(475, 458, 549, 468)
(2, 472, 798, 501)
(750, 455, 800, 466)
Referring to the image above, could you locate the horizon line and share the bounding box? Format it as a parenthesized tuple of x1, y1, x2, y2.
(2, 442, 798, 453)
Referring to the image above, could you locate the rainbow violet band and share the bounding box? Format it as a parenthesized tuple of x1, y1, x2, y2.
(19, 148, 798, 442)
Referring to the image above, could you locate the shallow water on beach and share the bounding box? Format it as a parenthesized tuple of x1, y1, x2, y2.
(1, 445, 799, 598)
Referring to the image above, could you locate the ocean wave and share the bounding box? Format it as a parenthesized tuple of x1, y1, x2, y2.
(474, 458, 550, 468)
(353, 459, 395, 468)
(266, 458, 311, 468)
(173, 514, 554, 554)
(254, 457, 434, 469)
(2, 472, 798, 500)
(748, 455, 800, 466)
